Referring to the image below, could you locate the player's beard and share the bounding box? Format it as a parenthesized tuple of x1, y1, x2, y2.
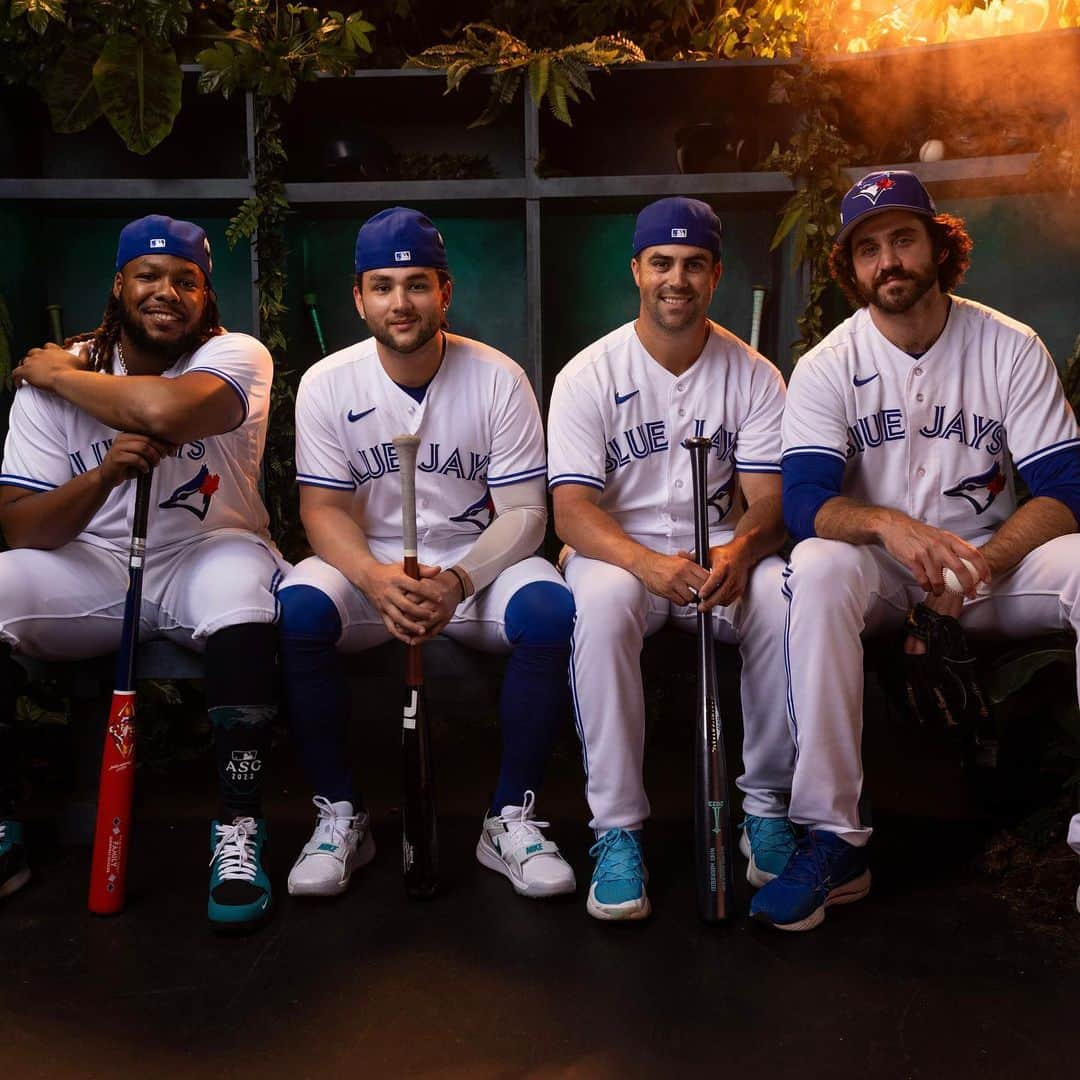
(644, 288, 708, 334)
(860, 261, 939, 315)
(367, 308, 442, 355)
(119, 295, 208, 363)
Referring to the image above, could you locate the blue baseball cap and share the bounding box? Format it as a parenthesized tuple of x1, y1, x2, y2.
(116, 215, 213, 284)
(355, 207, 449, 274)
(837, 171, 938, 245)
(632, 197, 722, 260)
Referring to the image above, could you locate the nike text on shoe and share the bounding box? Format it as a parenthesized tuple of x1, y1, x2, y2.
(208, 817, 272, 930)
(476, 790, 575, 898)
(749, 828, 870, 932)
(587, 827, 650, 921)
(739, 814, 797, 887)
(0, 821, 30, 900)
(288, 796, 375, 897)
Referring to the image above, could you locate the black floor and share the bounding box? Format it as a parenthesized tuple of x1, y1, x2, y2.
(2, 697, 1079, 1079)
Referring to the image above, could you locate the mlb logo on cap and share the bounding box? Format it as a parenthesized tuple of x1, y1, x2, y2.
(394, 250, 412, 262)
(150, 238, 166, 249)
(671, 227, 688, 238)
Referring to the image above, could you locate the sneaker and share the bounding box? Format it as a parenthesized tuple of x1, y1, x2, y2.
(749, 829, 871, 932)
(739, 814, 797, 887)
(586, 827, 650, 921)
(208, 817, 272, 930)
(288, 796, 375, 897)
(0, 821, 30, 900)
(476, 790, 575, 898)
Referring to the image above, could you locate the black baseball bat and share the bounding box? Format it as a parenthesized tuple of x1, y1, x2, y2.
(392, 433, 439, 899)
(46, 304, 65, 345)
(88, 468, 153, 914)
(684, 436, 735, 922)
(304, 292, 328, 357)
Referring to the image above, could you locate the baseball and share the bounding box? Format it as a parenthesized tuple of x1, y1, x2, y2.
(942, 558, 978, 594)
(919, 139, 946, 163)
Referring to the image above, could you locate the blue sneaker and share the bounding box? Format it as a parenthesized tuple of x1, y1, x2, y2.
(586, 827, 650, 921)
(0, 821, 30, 899)
(208, 817, 272, 930)
(749, 829, 870, 932)
(739, 815, 797, 887)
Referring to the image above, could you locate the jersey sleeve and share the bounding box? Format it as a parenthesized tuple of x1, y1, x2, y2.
(781, 353, 850, 465)
(1003, 336, 1080, 472)
(185, 333, 273, 426)
(485, 369, 548, 489)
(294, 370, 354, 491)
(546, 367, 607, 492)
(734, 360, 786, 474)
(0, 388, 73, 493)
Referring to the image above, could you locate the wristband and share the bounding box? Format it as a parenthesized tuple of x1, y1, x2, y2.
(446, 565, 471, 599)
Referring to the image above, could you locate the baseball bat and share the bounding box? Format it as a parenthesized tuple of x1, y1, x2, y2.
(304, 292, 328, 357)
(749, 286, 766, 353)
(683, 436, 735, 922)
(46, 304, 64, 345)
(88, 468, 153, 914)
(393, 433, 439, 899)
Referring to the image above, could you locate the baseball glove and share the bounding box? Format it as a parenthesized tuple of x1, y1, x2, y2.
(901, 603, 992, 747)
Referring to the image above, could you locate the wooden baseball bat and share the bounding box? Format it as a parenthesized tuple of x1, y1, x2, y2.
(392, 433, 439, 899)
(683, 436, 735, 922)
(88, 468, 153, 914)
(750, 286, 766, 353)
(45, 304, 64, 345)
(304, 292, 329, 357)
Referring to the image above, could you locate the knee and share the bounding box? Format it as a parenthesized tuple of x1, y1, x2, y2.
(278, 585, 342, 644)
(787, 538, 868, 606)
(505, 581, 575, 648)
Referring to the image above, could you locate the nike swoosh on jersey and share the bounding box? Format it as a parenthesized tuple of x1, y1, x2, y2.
(614, 389, 639, 406)
(853, 373, 880, 387)
(347, 407, 377, 422)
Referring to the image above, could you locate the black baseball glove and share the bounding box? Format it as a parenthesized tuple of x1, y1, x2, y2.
(902, 603, 992, 743)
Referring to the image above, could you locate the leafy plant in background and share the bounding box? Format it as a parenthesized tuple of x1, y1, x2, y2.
(407, 22, 645, 127)
(763, 59, 864, 359)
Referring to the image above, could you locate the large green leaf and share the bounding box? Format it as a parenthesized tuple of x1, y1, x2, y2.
(93, 35, 183, 155)
(43, 37, 105, 134)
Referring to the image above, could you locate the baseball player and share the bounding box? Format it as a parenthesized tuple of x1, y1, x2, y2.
(277, 207, 576, 900)
(0, 216, 286, 930)
(752, 171, 1080, 932)
(548, 197, 796, 921)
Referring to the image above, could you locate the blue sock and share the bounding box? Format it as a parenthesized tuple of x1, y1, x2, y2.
(490, 581, 575, 813)
(278, 585, 357, 807)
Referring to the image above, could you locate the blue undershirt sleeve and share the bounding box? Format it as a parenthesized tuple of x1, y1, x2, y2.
(782, 451, 845, 542)
(1017, 444, 1080, 527)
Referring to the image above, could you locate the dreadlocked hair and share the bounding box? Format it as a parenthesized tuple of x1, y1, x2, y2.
(70, 291, 224, 372)
(829, 212, 974, 310)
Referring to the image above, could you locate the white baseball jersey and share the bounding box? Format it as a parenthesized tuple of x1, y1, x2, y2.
(783, 297, 1080, 542)
(547, 320, 786, 539)
(0, 332, 273, 550)
(294, 332, 546, 567)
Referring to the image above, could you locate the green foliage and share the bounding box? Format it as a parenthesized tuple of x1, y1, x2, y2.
(763, 60, 864, 359)
(407, 22, 644, 127)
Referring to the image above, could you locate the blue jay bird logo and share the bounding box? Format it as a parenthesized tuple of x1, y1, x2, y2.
(159, 464, 221, 521)
(944, 461, 1006, 514)
(707, 476, 735, 525)
(449, 490, 495, 532)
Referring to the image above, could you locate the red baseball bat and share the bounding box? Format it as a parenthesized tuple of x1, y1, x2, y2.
(88, 468, 153, 914)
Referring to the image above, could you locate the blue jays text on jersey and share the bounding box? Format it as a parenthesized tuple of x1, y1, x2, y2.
(845, 406, 1005, 458)
(604, 418, 736, 475)
(346, 439, 491, 487)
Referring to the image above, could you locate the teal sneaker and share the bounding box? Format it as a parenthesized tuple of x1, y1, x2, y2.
(586, 827, 650, 921)
(208, 817, 272, 930)
(0, 821, 30, 900)
(739, 815, 797, 887)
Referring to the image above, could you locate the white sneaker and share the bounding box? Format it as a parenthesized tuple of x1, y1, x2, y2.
(476, 790, 576, 898)
(287, 796, 375, 897)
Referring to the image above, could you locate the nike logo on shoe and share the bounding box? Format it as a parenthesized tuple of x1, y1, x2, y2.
(347, 407, 377, 422)
(853, 373, 879, 387)
(614, 390, 639, 406)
